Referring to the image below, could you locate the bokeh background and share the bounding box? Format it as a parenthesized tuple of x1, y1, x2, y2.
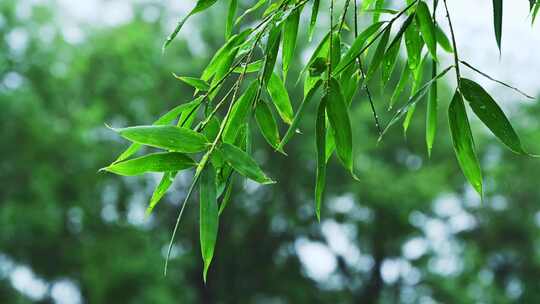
(2, 0, 540, 303)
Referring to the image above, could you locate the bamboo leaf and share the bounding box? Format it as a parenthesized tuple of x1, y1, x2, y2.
(146, 172, 176, 215)
(173, 74, 210, 91)
(218, 175, 234, 215)
(326, 78, 353, 173)
(366, 26, 391, 81)
(222, 81, 258, 143)
(404, 54, 428, 135)
(435, 25, 453, 53)
(382, 36, 402, 86)
(448, 90, 483, 196)
(460, 78, 530, 154)
(278, 79, 323, 150)
(315, 97, 326, 221)
(163, 0, 219, 51)
(226, 0, 238, 39)
(102, 152, 196, 176)
(282, 7, 300, 79)
(372, 0, 385, 23)
(340, 64, 360, 105)
(492, 0, 503, 51)
(262, 25, 282, 86)
(232, 60, 263, 74)
(333, 21, 385, 75)
(113, 97, 203, 163)
(235, 0, 267, 26)
(255, 99, 282, 151)
(404, 19, 424, 71)
(219, 143, 275, 184)
(267, 73, 294, 124)
(199, 164, 218, 282)
(114, 125, 209, 153)
(426, 60, 438, 156)
(202, 30, 251, 81)
(308, 0, 321, 41)
(389, 64, 411, 110)
(415, 1, 437, 60)
(380, 65, 453, 140)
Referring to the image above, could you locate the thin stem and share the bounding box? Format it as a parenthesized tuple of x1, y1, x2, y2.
(352, 1, 382, 135)
(333, 0, 419, 75)
(328, 0, 335, 85)
(353, 0, 358, 36)
(460, 60, 535, 99)
(442, 0, 461, 82)
(338, 0, 351, 34)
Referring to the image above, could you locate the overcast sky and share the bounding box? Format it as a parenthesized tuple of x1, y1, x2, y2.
(53, 0, 540, 101)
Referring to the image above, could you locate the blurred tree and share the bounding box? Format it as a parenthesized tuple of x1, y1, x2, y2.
(1, 0, 540, 303)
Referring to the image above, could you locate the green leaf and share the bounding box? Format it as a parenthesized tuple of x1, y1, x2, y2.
(364, 8, 399, 15)
(405, 19, 424, 71)
(218, 175, 234, 215)
(282, 7, 300, 80)
(309, 58, 328, 77)
(382, 15, 413, 85)
(226, 0, 238, 39)
(315, 97, 326, 221)
(235, 0, 267, 26)
(308, 0, 321, 41)
(267, 73, 294, 124)
(199, 164, 219, 282)
(262, 25, 282, 86)
(448, 90, 483, 196)
(435, 25, 453, 53)
(115, 125, 209, 153)
(380, 65, 453, 140)
(330, 32, 341, 69)
(460, 78, 529, 154)
(113, 97, 203, 163)
(492, 0, 503, 51)
(278, 79, 323, 150)
(372, 0, 385, 23)
(222, 81, 258, 143)
(255, 99, 282, 151)
(219, 143, 275, 184)
(382, 35, 402, 86)
(326, 78, 353, 173)
(389, 64, 411, 110)
(365, 26, 391, 81)
(402, 103, 416, 135)
(233, 60, 263, 74)
(415, 1, 437, 60)
(202, 30, 251, 81)
(426, 60, 438, 156)
(177, 97, 203, 128)
(333, 21, 385, 75)
(340, 63, 360, 105)
(103, 152, 196, 176)
(146, 172, 175, 215)
(173, 74, 210, 91)
(162, 0, 219, 51)
(202, 116, 221, 143)
(300, 31, 331, 81)
(404, 54, 428, 135)
(362, 0, 377, 10)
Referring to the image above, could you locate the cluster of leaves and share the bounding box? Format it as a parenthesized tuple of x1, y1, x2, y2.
(102, 0, 538, 279)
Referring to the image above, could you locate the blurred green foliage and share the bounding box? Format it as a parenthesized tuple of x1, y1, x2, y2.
(1, 0, 540, 303)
